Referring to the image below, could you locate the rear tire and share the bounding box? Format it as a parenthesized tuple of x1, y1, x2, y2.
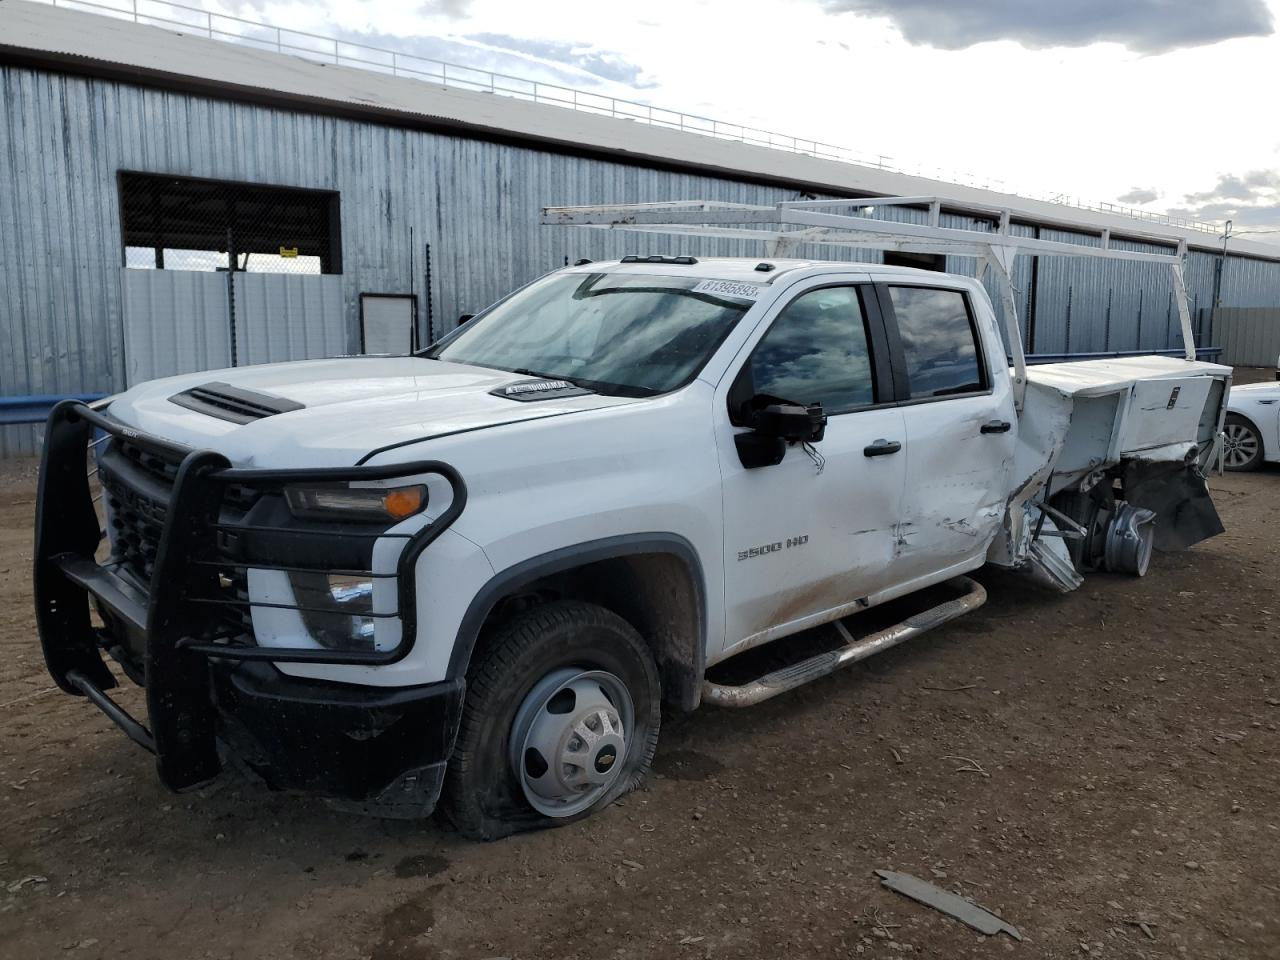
(1223, 414, 1263, 472)
(441, 601, 660, 841)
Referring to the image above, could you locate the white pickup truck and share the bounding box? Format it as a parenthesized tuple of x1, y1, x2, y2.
(35, 206, 1230, 839)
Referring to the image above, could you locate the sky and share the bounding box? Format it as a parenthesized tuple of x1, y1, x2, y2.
(196, 0, 1280, 240)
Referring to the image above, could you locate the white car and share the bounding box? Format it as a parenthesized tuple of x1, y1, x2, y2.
(1224, 370, 1280, 471)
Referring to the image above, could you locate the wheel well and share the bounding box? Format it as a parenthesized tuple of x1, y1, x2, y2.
(461, 549, 704, 710)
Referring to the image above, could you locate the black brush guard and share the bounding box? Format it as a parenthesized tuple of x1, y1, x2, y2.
(34, 400, 467, 795)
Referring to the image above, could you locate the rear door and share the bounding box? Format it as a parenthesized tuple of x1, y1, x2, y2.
(871, 279, 1017, 583)
(715, 278, 907, 655)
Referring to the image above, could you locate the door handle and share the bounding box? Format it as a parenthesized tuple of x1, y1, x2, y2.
(980, 420, 1012, 434)
(863, 439, 902, 457)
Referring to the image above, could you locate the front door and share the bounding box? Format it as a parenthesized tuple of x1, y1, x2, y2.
(715, 280, 907, 656)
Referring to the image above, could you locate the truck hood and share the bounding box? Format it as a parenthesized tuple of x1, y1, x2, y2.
(106, 357, 637, 467)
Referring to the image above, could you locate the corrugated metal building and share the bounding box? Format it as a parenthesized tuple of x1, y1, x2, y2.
(3, 0, 1280, 456)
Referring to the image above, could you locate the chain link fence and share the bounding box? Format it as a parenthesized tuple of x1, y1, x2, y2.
(120, 171, 340, 276)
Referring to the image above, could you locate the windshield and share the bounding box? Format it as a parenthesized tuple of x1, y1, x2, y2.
(426, 272, 755, 396)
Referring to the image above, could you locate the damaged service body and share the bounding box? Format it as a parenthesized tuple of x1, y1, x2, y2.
(997, 355, 1226, 592)
(34, 197, 1229, 839)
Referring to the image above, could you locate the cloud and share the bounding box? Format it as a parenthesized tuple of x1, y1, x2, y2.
(1117, 187, 1160, 205)
(1168, 201, 1280, 230)
(818, 0, 1274, 53)
(1185, 170, 1280, 204)
(324, 26, 655, 93)
(466, 33, 657, 87)
(213, 1, 652, 91)
(418, 0, 472, 17)
(1168, 169, 1280, 234)
(230, 0, 473, 17)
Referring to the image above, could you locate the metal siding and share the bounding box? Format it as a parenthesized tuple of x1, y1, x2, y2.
(938, 217, 1037, 356)
(233, 274, 347, 365)
(1026, 230, 1208, 355)
(1184, 250, 1218, 344)
(1216, 253, 1280, 309)
(6, 64, 1280, 456)
(1215, 308, 1280, 367)
(1, 67, 127, 455)
(1033, 228, 1102, 354)
(418, 140, 874, 331)
(122, 268, 231, 385)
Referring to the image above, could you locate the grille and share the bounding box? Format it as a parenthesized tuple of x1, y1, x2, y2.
(117, 439, 182, 486)
(100, 439, 263, 643)
(215, 566, 254, 639)
(102, 471, 167, 585)
(221, 482, 262, 513)
(99, 440, 184, 586)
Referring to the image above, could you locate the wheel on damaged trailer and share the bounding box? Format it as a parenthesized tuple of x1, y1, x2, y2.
(441, 600, 661, 840)
(1222, 414, 1264, 472)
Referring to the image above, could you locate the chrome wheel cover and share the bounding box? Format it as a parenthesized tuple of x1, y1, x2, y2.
(510, 667, 634, 818)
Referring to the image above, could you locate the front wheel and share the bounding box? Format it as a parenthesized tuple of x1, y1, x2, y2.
(441, 601, 660, 840)
(1223, 414, 1264, 472)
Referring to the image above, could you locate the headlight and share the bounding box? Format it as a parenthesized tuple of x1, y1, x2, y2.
(284, 483, 427, 522)
(288, 571, 377, 650)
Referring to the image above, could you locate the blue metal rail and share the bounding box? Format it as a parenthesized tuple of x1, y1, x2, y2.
(0, 394, 108, 426)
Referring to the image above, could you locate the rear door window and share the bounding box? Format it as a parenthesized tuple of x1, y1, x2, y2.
(887, 286, 986, 399)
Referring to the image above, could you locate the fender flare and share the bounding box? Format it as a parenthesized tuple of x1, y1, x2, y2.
(446, 533, 707, 696)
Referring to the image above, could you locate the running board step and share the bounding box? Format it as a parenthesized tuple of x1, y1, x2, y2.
(702, 576, 987, 707)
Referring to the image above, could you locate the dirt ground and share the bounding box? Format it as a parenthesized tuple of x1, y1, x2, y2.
(1, 370, 1277, 960)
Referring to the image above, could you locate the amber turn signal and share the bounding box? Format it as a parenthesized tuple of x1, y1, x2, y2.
(382, 486, 426, 519)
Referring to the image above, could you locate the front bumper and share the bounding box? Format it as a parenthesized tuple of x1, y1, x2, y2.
(213, 661, 463, 811)
(33, 400, 468, 810)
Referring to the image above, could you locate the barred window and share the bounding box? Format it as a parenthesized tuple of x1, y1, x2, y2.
(119, 172, 341, 275)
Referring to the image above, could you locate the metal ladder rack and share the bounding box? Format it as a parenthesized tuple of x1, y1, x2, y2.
(541, 196, 1198, 413)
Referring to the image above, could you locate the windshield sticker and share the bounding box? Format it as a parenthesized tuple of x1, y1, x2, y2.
(692, 279, 763, 301)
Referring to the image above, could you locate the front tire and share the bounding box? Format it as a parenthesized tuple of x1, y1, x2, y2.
(441, 601, 660, 840)
(1223, 414, 1264, 472)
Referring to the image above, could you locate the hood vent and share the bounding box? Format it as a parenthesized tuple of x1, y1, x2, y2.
(169, 381, 305, 424)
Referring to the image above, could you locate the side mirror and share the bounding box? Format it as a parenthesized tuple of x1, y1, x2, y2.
(734, 399, 827, 469)
(754, 402, 827, 444)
